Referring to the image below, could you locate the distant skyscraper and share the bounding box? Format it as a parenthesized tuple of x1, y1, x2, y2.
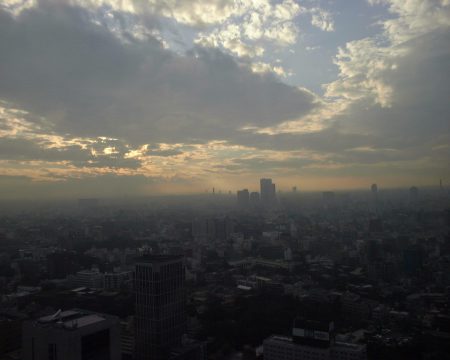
(292, 186, 297, 193)
(237, 189, 250, 207)
(192, 217, 233, 242)
(371, 183, 378, 194)
(250, 191, 260, 205)
(260, 178, 276, 207)
(370, 184, 380, 214)
(135, 255, 186, 360)
(22, 309, 120, 360)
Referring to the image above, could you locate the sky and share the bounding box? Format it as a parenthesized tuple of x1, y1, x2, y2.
(0, 0, 449, 199)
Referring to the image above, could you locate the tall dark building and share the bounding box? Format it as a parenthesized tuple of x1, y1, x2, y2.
(260, 178, 276, 207)
(22, 309, 120, 360)
(371, 183, 378, 194)
(250, 191, 260, 205)
(135, 255, 186, 360)
(237, 189, 250, 207)
(371, 183, 378, 200)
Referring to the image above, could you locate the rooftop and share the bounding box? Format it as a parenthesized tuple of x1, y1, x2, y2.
(36, 309, 108, 331)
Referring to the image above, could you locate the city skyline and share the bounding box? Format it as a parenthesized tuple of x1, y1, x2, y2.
(0, 0, 449, 199)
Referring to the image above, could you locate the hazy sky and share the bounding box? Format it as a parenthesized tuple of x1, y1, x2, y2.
(0, 0, 449, 198)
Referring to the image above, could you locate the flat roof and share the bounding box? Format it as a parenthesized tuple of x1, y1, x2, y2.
(39, 310, 79, 323)
(268, 335, 293, 343)
(63, 314, 105, 329)
(37, 309, 109, 330)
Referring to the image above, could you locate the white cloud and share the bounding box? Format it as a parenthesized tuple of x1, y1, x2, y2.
(195, 24, 265, 58)
(250, 61, 290, 77)
(0, 0, 36, 15)
(325, 38, 400, 107)
(369, 0, 450, 43)
(325, 0, 450, 109)
(194, 0, 303, 58)
(310, 7, 334, 32)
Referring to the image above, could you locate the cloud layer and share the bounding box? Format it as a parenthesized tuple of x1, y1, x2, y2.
(0, 0, 449, 197)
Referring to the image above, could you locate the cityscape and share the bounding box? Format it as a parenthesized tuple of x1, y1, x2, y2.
(0, 0, 449, 359)
(0, 180, 449, 359)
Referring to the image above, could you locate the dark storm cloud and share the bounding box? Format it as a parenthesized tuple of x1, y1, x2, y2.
(0, 1, 317, 145)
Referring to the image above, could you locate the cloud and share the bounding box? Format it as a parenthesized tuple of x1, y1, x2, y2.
(0, 0, 448, 195)
(0, 2, 317, 147)
(324, 0, 450, 141)
(250, 61, 290, 77)
(309, 7, 334, 32)
(0, 137, 89, 162)
(194, 0, 302, 59)
(1, 0, 238, 26)
(0, 136, 143, 168)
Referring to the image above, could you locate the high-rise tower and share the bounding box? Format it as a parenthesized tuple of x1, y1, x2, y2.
(371, 183, 378, 195)
(237, 189, 250, 207)
(260, 178, 276, 207)
(22, 309, 121, 360)
(135, 255, 186, 360)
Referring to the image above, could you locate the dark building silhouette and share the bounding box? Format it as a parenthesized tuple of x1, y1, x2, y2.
(192, 218, 233, 242)
(46, 251, 80, 279)
(237, 189, 250, 207)
(169, 340, 207, 360)
(371, 184, 378, 194)
(0, 315, 22, 356)
(264, 317, 366, 360)
(22, 309, 120, 360)
(260, 178, 276, 207)
(135, 255, 186, 360)
(250, 191, 260, 205)
(371, 183, 378, 202)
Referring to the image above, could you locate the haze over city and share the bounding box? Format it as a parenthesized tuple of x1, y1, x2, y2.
(0, 2, 450, 359)
(0, 0, 448, 199)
